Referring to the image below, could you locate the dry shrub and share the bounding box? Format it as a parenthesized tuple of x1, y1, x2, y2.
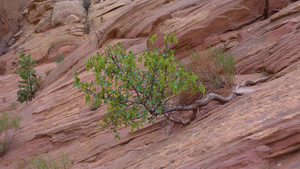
(0, 111, 21, 157)
(178, 47, 235, 105)
(45, 68, 54, 76)
(17, 153, 73, 169)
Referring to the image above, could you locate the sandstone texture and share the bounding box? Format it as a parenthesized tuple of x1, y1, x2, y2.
(0, 0, 299, 168)
(0, 0, 31, 55)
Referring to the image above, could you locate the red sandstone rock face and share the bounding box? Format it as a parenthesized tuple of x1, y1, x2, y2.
(0, 0, 300, 168)
(0, 0, 30, 55)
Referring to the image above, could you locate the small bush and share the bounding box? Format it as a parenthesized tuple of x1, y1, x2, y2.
(0, 111, 21, 157)
(16, 52, 42, 103)
(83, 0, 90, 11)
(261, 69, 270, 76)
(50, 42, 57, 49)
(89, 99, 100, 111)
(179, 47, 235, 105)
(55, 54, 64, 64)
(18, 153, 73, 169)
(84, 16, 91, 34)
(190, 47, 234, 91)
(11, 102, 17, 110)
(45, 68, 54, 76)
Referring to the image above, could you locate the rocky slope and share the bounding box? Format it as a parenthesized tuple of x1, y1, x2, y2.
(0, 0, 30, 55)
(0, 0, 300, 168)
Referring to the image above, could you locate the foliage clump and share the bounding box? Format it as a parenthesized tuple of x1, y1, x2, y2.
(0, 111, 21, 156)
(74, 34, 205, 139)
(89, 99, 101, 111)
(55, 54, 64, 64)
(16, 53, 41, 103)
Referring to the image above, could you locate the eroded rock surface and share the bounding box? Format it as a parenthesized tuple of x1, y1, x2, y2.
(0, 0, 30, 55)
(0, 0, 299, 168)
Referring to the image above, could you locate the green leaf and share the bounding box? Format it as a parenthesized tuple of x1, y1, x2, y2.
(85, 95, 91, 102)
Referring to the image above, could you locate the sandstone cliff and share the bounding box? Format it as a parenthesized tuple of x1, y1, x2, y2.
(0, 0, 300, 168)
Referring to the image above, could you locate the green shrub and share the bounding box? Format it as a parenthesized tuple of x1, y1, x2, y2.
(89, 99, 100, 111)
(0, 111, 21, 156)
(45, 68, 54, 76)
(82, 0, 90, 11)
(261, 69, 270, 76)
(11, 102, 17, 110)
(16, 53, 41, 103)
(178, 47, 234, 105)
(18, 153, 73, 169)
(55, 54, 64, 64)
(74, 34, 205, 139)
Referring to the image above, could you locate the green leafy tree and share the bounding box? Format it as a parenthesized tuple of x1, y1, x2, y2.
(16, 53, 41, 103)
(74, 34, 205, 139)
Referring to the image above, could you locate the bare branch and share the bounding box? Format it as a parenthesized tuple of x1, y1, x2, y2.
(163, 93, 237, 114)
(263, 0, 270, 19)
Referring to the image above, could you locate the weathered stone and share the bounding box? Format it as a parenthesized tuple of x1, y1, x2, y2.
(27, 8, 39, 23)
(34, 11, 52, 33)
(51, 1, 86, 28)
(67, 24, 85, 36)
(65, 14, 81, 25)
(36, 3, 47, 16)
(8, 38, 16, 46)
(13, 30, 23, 40)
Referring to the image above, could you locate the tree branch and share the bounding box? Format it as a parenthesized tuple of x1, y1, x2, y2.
(163, 93, 237, 114)
(263, 0, 270, 19)
(162, 75, 272, 125)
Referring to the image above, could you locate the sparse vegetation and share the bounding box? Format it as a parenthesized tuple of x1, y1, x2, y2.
(50, 42, 57, 49)
(74, 34, 205, 139)
(18, 153, 73, 169)
(55, 54, 64, 64)
(89, 99, 101, 111)
(45, 68, 54, 76)
(11, 102, 17, 110)
(16, 53, 42, 103)
(261, 69, 270, 76)
(176, 47, 234, 106)
(0, 111, 21, 157)
(84, 16, 91, 34)
(83, 0, 90, 11)
(21, 40, 26, 45)
(189, 47, 235, 93)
